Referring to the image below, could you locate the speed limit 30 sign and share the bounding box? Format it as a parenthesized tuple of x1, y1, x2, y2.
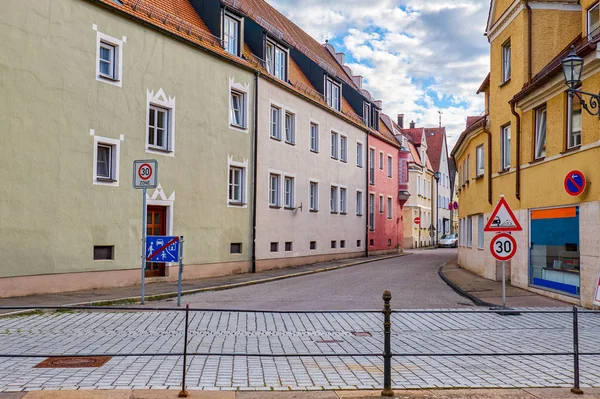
(490, 233, 517, 262)
(133, 159, 158, 189)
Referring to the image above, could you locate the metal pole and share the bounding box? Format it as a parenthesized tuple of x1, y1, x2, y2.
(381, 290, 394, 397)
(177, 237, 184, 307)
(501, 261, 506, 308)
(179, 304, 190, 398)
(141, 187, 147, 305)
(571, 306, 583, 395)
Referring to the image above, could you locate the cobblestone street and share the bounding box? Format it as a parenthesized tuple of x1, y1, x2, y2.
(1, 307, 599, 392)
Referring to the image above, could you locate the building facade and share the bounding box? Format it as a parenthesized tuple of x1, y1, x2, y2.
(0, 0, 257, 297)
(453, 0, 600, 307)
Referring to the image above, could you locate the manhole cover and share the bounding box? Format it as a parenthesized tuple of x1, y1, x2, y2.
(34, 356, 112, 368)
(351, 331, 372, 337)
(316, 339, 343, 344)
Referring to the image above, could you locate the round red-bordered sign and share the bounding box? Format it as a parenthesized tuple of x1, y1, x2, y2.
(490, 233, 517, 262)
(138, 163, 153, 181)
(414, 217, 421, 225)
(564, 170, 586, 197)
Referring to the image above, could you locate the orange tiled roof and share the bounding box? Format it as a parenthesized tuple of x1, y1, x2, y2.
(224, 0, 359, 90)
(407, 141, 421, 166)
(401, 128, 424, 145)
(424, 127, 446, 172)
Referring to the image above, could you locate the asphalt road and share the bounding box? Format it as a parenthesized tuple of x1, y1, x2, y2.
(162, 248, 468, 310)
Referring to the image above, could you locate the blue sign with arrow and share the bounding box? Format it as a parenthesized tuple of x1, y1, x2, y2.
(564, 170, 586, 197)
(146, 236, 180, 263)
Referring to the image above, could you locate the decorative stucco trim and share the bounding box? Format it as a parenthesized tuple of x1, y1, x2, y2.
(95, 28, 124, 87)
(228, 77, 250, 134)
(92, 134, 121, 187)
(146, 88, 176, 157)
(227, 155, 249, 208)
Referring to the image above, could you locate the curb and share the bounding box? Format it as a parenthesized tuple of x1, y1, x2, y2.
(0, 253, 409, 314)
(438, 262, 498, 307)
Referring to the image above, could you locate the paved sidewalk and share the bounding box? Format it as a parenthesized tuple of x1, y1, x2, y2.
(440, 260, 570, 308)
(0, 253, 404, 313)
(4, 387, 600, 398)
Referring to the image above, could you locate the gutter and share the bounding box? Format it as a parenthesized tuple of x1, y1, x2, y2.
(526, 1, 532, 83)
(510, 101, 521, 200)
(251, 71, 260, 273)
(483, 119, 492, 205)
(365, 133, 369, 258)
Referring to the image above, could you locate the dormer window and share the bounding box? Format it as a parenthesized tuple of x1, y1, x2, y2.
(325, 77, 341, 111)
(223, 13, 242, 56)
(373, 108, 380, 129)
(363, 102, 371, 127)
(266, 40, 288, 81)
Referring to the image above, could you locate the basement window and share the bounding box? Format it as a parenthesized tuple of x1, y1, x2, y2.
(94, 246, 114, 260)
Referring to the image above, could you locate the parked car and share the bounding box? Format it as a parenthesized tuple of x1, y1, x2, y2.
(438, 234, 458, 248)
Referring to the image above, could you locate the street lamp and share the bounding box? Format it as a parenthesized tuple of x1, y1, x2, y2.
(433, 172, 441, 247)
(561, 45, 600, 116)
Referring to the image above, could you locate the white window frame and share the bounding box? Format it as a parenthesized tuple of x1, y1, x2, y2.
(266, 39, 288, 81)
(502, 40, 511, 83)
(369, 147, 376, 185)
(477, 214, 484, 249)
(501, 125, 511, 170)
(227, 157, 248, 207)
(387, 196, 393, 220)
(363, 102, 371, 126)
(369, 193, 376, 231)
(387, 155, 393, 178)
(284, 110, 296, 145)
(340, 135, 348, 162)
(379, 194, 384, 214)
(330, 185, 339, 213)
(379, 151, 384, 170)
(417, 176, 422, 196)
(534, 106, 547, 160)
(331, 131, 339, 159)
(268, 173, 281, 207)
(146, 88, 176, 157)
(339, 187, 347, 214)
(356, 190, 363, 216)
(284, 175, 295, 209)
(93, 135, 121, 187)
(310, 121, 319, 153)
(325, 76, 341, 111)
(95, 28, 124, 87)
(228, 167, 244, 205)
(356, 141, 364, 168)
(588, 3, 600, 36)
(228, 78, 250, 133)
(270, 105, 282, 140)
(567, 94, 582, 149)
(476, 145, 484, 177)
(467, 216, 473, 248)
(309, 180, 319, 212)
(223, 12, 242, 57)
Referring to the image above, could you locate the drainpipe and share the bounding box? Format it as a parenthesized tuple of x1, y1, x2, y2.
(483, 119, 492, 205)
(365, 133, 369, 258)
(526, 1, 533, 83)
(251, 71, 260, 273)
(510, 101, 521, 201)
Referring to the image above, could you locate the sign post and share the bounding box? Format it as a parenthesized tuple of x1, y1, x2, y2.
(485, 196, 522, 309)
(178, 237, 184, 307)
(133, 160, 158, 305)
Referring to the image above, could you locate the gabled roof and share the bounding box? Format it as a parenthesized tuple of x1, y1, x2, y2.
(225, 0, 359, 90)
(450, 115, 487, 157)
(466, 116, 482, 128)
(424, 127, 447, 173)
(476, 73, 490, 94)
(401, 128, 425, 145)
(407, 141, 421, 166)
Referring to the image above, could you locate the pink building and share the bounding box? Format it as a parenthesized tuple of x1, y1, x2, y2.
(367, 116, 404, 254)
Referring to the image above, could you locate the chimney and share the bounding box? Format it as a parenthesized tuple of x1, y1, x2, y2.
(352, 75, 363, 89)
(410, 120, 415, 129)
(335, 52, 345, 65)
(397, 114, 404, 129)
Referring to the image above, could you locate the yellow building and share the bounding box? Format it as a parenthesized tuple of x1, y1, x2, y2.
(452, 0, 600, 307)
(401, 126, 435, 248)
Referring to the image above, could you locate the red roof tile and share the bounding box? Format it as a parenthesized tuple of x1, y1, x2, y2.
(401, 128, 424, 145)
(424, 128, 446, 173)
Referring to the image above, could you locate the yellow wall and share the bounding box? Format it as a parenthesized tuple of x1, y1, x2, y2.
(455, 127, 490, 219)
(491, 0, 517, 27)
(531, 10, 580, 77)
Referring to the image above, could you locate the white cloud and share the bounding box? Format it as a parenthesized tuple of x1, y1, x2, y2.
(266, 0, 490, 151)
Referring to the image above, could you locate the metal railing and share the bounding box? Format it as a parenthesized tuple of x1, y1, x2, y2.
(0, 293, 599, 397)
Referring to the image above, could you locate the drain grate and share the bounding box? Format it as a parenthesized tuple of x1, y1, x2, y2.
(34, 356, 112, 368)
(351, 331, 372, 337)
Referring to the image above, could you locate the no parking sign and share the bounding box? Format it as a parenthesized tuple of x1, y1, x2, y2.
(564, 170, 586, 197)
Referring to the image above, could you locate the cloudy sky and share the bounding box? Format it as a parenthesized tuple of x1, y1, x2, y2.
(266, 0, 490, 149)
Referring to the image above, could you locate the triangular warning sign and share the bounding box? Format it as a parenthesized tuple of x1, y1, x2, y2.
(484, 196, 523, 232)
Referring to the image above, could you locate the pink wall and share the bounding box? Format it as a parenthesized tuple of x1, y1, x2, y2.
(368, 136, 403, 252)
